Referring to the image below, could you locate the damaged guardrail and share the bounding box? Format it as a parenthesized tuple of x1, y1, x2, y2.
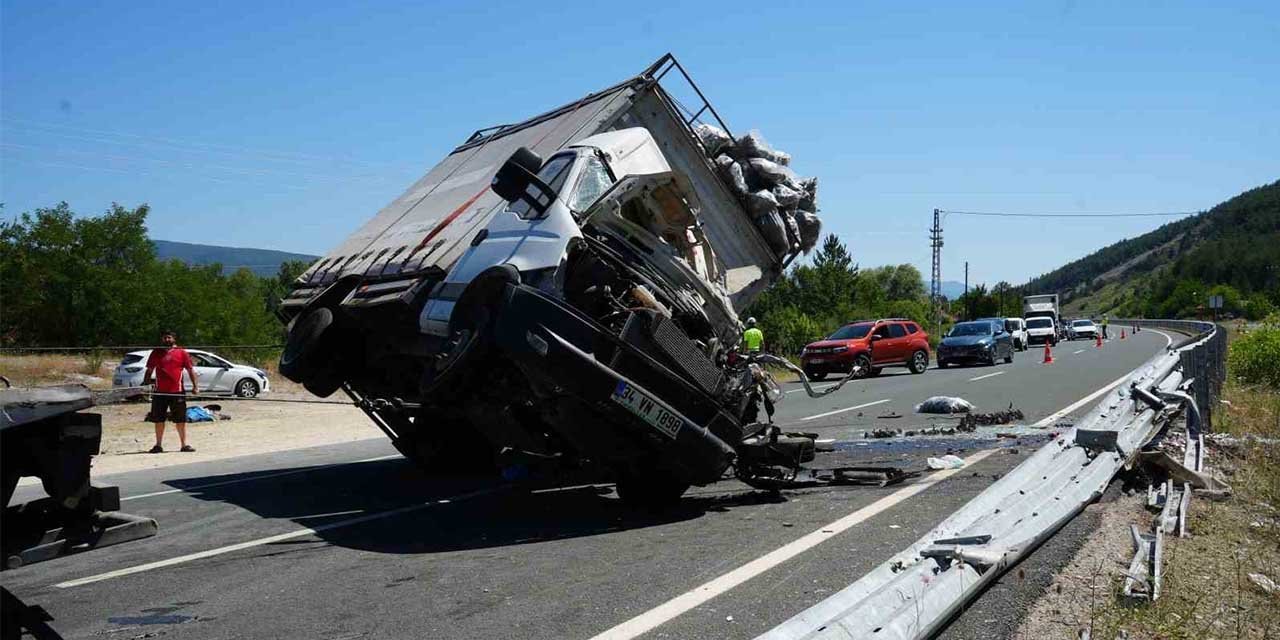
(757, 320, 1226, 640)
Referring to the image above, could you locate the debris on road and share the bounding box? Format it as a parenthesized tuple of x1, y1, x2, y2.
(926, 454, 966, 470)
(915, 396, 974, 414)
(958, 407, 1024, 428)
(1248, 573, 1279, 596)
(876, 411, 903, 419)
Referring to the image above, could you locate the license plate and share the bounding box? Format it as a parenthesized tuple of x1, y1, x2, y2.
(610, 380, 684, 440)
(809, 357, 827, 364)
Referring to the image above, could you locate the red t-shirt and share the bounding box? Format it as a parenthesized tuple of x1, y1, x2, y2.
(146, 347, 194, 393)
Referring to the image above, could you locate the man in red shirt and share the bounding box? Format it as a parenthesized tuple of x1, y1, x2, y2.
(142, 329, 199, 453)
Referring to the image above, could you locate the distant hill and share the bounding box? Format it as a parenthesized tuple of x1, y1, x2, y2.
(939, 281, 970, 300)
(1023, 180, 1280, 318)
(152, 239, 318, 278)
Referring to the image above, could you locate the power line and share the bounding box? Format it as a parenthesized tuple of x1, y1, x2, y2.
(940, 209, 1197, 219)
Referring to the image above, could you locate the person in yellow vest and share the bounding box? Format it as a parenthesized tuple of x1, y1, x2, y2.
(742, 317, 764, 354)
(1101, 315, 1109, 340)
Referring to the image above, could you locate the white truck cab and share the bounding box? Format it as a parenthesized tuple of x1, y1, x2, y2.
(421, 128, 732, 341)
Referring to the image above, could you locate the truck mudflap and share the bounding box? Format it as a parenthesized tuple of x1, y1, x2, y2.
(488, 284, 736, 486)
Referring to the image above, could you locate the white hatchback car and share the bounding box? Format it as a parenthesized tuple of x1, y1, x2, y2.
(112, 349, 271, 397)
(1070, 319, 1099, 341)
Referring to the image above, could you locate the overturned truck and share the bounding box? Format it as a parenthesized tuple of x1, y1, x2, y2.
(278, 55, 825, 504)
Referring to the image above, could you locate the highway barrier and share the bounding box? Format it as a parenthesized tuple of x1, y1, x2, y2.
(757, 320, 1226, 640)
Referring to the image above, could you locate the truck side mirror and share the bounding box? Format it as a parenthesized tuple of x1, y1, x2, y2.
(491, 147, 555, 216)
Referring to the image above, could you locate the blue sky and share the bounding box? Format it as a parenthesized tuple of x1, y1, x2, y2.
(3, 0, 1276, 285)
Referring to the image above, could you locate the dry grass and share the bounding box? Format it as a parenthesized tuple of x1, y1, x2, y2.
(0, 350, 307, 395)
(1020, 380, 1280, 640)
(0, 353, 115, 388)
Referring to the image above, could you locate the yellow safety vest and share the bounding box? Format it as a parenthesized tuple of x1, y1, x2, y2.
(743, 327, 764, 352)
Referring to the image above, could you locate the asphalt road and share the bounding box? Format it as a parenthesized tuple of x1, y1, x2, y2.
(2, 329, 1171, 640)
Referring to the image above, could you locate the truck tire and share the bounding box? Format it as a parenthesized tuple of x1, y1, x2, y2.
(279, 306, 334, 382)
(615, 474, 690, 508)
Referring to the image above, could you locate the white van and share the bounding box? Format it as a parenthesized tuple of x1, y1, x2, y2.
(1005, 318, 1029, 351)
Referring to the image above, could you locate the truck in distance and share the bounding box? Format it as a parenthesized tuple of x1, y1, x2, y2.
(1023, 294, 1061, 345)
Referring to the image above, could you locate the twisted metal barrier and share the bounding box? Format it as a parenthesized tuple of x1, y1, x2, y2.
(758, 320, 1226, 640)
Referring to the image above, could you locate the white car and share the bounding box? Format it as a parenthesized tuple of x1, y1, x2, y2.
(1070, 319, 1099, 341)
(112, 349, 270, 397)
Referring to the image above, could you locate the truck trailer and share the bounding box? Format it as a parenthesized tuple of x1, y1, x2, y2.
(276, 55, 824, 504)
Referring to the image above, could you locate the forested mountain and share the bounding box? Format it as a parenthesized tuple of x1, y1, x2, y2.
(1023, 180, 1280, 319)
(153, 240, 317, 277)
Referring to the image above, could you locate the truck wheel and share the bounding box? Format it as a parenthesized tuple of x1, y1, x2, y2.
(615, 474, 689, 508)
(279, 306, 334, 382)
(909, 350, 929, 374)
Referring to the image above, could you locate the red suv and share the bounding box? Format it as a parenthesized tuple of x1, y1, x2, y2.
(800, 319, 931, 380)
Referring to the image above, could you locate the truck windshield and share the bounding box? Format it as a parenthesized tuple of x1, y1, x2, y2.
(567, 154, 613, 212)
(950, 322, 993, 336)
(828, 324, 873, 339)
(1027, 318, 1053, 329)
(510, 153, 574, 219)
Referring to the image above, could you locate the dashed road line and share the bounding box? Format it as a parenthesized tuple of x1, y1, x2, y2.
(968, 371, 1005, 382)
(800, 399, 890, 422)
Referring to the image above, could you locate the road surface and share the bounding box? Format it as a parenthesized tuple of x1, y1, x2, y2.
(2, 330, 1171, 639)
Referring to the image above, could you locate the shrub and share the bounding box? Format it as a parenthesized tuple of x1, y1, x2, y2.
(1228, 316, 1280, 388)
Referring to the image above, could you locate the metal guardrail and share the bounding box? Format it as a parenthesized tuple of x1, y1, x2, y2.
(758, 320, 1226, 640)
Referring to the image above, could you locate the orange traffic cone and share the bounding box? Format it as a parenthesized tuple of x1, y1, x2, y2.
(1043, 341, 1054, 364)
(1095, 334, 1103, 348)
(1120, 328, 1127, 340)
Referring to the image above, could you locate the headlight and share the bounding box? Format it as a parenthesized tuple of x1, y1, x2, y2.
(831, 345, 847, 353)
(253, 368, 267, 377)
(123, 366, 143, 373)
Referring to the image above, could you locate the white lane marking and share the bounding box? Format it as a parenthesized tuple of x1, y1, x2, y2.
(587, 448, 1000, 640)
(968, 371, 1005, 382)
(800, 399, 890, 422)
(121, 454, 403, 502)
(593, 352, 1174, 639)
(1073, 349, 1085, 354)
(54, 485, 505, 589)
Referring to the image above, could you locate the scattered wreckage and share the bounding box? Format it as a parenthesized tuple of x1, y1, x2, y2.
(277, 55, 844, 504)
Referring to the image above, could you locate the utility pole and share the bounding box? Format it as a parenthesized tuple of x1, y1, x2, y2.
(963, 261, 969, 321)
(930, 209, 943, 331)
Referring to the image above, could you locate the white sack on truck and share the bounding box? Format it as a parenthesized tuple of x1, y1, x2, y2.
(695, 123, 821, 256)
(695, 124, 733, 156)
(714, 155, 750, 196)
(756, 211, 789, 256)
(735, 130, 791, 166)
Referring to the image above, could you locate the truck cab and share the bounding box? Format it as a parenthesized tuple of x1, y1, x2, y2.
(421, 129, 734, 346)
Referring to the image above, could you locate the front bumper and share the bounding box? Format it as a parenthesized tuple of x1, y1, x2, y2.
(936, 345, 994, 363)
(485, 284, 737, 486)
